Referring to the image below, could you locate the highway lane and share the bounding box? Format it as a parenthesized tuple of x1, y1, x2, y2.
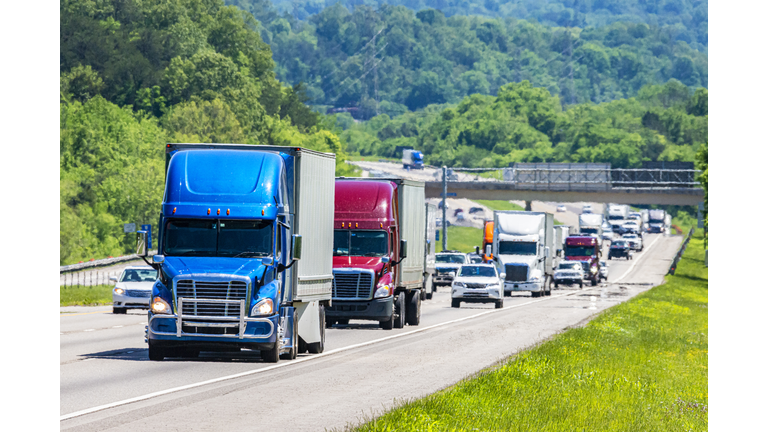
(61, 233, 678, 430)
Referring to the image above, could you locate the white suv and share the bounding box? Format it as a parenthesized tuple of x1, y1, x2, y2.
(451, 264, 504, 309)
(111, 266, 157, 314)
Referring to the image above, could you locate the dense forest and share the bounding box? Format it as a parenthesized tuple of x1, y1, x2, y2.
(339, 79, 707, 167)
(227, 1, 707, 118)
(60, 0, 354, 264)
(263, 0, 708, 52)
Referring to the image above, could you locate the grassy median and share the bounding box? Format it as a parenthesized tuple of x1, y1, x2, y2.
(356, 235, 708, 431)
(60, 285, 114, 307)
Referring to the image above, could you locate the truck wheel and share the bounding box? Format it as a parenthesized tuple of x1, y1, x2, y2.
(113, 307, 126, 314)
(394, 292, 406, 329)
(307, 304, 326, 354)
(148, 340, 165, 361)
(495, 300, 503, 309)
(426, 291, 433, 300)
(545, 277, 552, 296)
(379, 314, 394, 330)
(591, 279, 597, 286)
(451, 299, 460, 308)
(406, 290, 421, 326)
(261, 342, 280, 363)
(554, 282, 559, 288)
(531, 291, 539, 298)
(579, 281, 583, 288)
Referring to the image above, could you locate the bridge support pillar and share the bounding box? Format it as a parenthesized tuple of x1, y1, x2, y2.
(525, 200, 532, 211)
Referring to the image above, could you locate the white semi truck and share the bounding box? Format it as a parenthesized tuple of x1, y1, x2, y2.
(578, 213, 604, 244)
(606, 204, 630, 231)
(493, 211, 555, 298)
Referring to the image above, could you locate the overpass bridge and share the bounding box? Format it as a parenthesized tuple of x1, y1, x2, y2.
(352, 161, 704, 206)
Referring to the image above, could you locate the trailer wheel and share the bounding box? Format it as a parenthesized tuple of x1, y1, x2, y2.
(394, 292, 406, 329)
(406, 290, 421, 326)
(307, 304, 326, 354)
(148, 340, 165, 361)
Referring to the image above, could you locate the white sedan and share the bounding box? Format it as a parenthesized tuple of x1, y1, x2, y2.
(111, 266, 158, 314)
(451, 264, 504, 309)
(556, 205, 567, 212)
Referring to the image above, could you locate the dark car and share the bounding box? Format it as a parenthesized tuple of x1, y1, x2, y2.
(468, 207, 484, 214)
(454, 208, 464, 217)
(608, 240, 632, 260)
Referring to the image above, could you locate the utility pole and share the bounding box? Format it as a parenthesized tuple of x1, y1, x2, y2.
(442, 166, 447, 251)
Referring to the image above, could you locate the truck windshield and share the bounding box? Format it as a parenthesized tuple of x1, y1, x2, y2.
(608, 215, 624, 220)
(333, 230, 388, 257)
(498, 241, 536, 255)
(163, 219, 273, 258)
(436, 254, 465, 263)
(581, 228, 599, 235)
(565, 245, 595, 256)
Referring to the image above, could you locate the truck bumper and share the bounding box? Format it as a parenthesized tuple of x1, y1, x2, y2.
(326, 297, 394, 322)
(147, 313, 278, 348)
(433, 276, 454, 286)
(504, 281, 543, 293)
(554, 278, 581, 285)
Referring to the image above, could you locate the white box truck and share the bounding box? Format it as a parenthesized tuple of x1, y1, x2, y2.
(493, 211, 555, 298)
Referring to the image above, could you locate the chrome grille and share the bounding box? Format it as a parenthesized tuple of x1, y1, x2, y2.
(505, 265, 528, 282)
(332, 271, 374, 300)
(465, 283, 489, 289)
(176, 279, 248, 317)
(126, 290, 151, 298)
(463, 291, 489, 298)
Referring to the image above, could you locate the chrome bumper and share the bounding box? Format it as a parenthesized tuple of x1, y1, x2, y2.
(148, 298, 275, 340)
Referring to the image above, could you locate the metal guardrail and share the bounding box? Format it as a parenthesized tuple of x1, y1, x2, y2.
(668, 229, 695, 275)
(60, 251, 157, 274)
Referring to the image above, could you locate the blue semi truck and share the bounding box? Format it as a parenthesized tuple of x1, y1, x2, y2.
(139, 143, 335, 362)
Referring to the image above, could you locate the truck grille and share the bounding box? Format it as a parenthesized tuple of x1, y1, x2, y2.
(505, 264, 528, 282)
(466, 283, 489, 289)
(332, 271, 374, 300)
(176, 280, 248, 317)
(126, 290, 151, 298)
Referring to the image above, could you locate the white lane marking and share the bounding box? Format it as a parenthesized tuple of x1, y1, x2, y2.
(112, 326, 123, 328)
(60, 289, 588, 421)
(84, 329, 95, 332)
(614, 235, 662, 283)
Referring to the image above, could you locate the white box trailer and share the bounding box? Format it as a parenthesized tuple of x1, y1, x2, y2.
(424, 203, 437, 299)
(394, 179, 427, 290)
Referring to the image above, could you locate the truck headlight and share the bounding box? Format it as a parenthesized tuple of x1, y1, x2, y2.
(251, 298, 274, 316)
(114, 287, 125, 295)
(151, 297, 171, 314)
(448, 272, 456, 277)
(374, 285, 391, 299)
(590, 266, 598, 274)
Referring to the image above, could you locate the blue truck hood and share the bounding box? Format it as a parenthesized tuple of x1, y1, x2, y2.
(163, 256, 268, 281)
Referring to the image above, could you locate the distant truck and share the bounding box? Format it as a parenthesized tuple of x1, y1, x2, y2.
(493, 211, 554, 298)
(606, 204, 630, 230)
(402, 149, 424, 170)
(563, 236, 601, 286)
(647, 209, 667, 233)
(144, 144, 335, 362)
(481, 220, 494, 262)
(327, 178, 432, 330)
(554, 226, 570, 257)
(578, 214, 604, 243)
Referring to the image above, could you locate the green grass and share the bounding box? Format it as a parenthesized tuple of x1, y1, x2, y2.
(347, 155, 401, 163)
(355, 236, 708, 432)
(436, 226, 483, 253)
(474, 200, 525, 212)
(60, 284, 114, 307)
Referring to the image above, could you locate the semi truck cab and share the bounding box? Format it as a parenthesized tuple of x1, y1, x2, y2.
(563, 236, 601, 286)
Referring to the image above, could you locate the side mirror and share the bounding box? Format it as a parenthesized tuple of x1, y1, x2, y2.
(152, 255, 165, 264)
(475, 246, 480, 255)
(109, 276, 118, 283)
(500, 273, 506, 280)
(400, 239, 408, 259)
(136, 231, 148, 257)
(291, 235, 302, 261)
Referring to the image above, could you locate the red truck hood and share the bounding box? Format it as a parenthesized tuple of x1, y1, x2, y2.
(333, 256, 386, 272)
(565, 256, 595, 262)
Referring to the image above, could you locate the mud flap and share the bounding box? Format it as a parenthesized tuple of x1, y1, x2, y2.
(294, 300, 321, 344)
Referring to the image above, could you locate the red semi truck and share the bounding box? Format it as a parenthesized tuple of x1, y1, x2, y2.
(326, 178, 435, 330)
(563, 236, 601, 286)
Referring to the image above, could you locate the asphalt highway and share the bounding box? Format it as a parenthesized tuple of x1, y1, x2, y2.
(61, 232, 681, 431)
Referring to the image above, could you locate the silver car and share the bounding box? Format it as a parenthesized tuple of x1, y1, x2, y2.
(111, 266, 157, 314)
(599, 260, 609, 280)
(451, 264, 504, 309)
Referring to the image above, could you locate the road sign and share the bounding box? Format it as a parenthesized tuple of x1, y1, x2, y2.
(141, 224, 152, 249)
(440, 193, 457, 197)
(123, 223, 136, 233)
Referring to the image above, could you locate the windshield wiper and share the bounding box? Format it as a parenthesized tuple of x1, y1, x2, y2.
(233, 251, 269, 258)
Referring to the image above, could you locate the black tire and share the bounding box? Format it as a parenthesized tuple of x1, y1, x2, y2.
(325, 317, 335, 328)
(495, 300, 503, 309)
(379, 314, 394, 330)
(307, 304, 326, 354)
(545, 277, 552, 296)
(394, 292, 406, 329)
(298, 337, 308, 354)
(591, 279, 597, 286)
(113, 307, 126, 314)
(579, 281, 583, 288)
(261, 342, 280, 363)
(425, 291, 433, 300)
(532, 291, 540, 298)
(451, 299, 460, 308)
(280, 317, 298, 360)
(336, 318, 349, 325)
(406, 290, 421, 326)
(148, 340, 165, 361)
(554, 282, 559, 288)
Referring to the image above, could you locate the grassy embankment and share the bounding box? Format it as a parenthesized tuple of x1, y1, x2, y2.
(356, 234, 708, 431)
(60, 285, 114, 307)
